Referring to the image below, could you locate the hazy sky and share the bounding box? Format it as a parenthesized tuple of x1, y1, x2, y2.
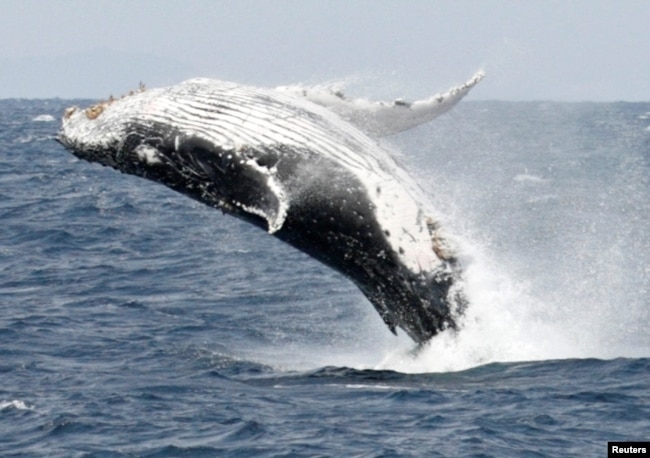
(1, 0, 648, 100)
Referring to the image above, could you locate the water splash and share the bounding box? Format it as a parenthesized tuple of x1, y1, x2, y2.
(367, 101, 650, 373)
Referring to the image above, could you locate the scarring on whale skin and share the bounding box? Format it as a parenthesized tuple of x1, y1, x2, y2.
(56, 73, 484, 344)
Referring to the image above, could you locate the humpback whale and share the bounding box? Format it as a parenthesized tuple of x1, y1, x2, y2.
(56, 72, 484, 344)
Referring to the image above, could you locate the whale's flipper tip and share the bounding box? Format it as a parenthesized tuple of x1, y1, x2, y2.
(285, 71, 486, 138)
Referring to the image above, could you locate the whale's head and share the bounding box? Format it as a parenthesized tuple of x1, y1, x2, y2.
(57, 103, 120, 167)
(56, 88, 166, 176)
(56, 84, 291, 234)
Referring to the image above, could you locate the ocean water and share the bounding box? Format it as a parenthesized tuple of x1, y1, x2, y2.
(1, 98, 649, 457)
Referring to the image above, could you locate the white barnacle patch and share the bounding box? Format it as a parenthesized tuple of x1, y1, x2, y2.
(133, 144, 161, 164)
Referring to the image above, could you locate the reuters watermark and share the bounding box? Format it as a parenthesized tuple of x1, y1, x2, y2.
(608, 442, 650, 457)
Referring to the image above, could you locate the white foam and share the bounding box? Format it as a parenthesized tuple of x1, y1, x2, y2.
(368, 189, 650, 374)
(369, 241, 580, 373)
(32, 114, 55, 122)
(514, 173, 548, 183)
(0, 400, 32, 411)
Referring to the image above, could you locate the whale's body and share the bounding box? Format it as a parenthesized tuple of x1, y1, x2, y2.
(57, 73, 483, 343)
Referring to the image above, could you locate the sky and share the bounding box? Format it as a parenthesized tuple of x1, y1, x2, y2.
(1, 0, 648, 101)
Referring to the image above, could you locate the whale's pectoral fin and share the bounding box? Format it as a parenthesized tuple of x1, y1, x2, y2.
(278, 71, 485, 137)
(135, 134, 290, 234)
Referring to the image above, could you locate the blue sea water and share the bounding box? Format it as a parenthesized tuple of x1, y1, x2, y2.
(1, 98, 649, 457)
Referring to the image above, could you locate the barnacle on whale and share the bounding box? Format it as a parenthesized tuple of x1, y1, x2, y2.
(84, 82, 147, 120)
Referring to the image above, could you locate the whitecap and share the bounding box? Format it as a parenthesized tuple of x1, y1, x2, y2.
(32, 114, 56, 122)
(513, 173, 548, 184)
(0, 400, 33, 411)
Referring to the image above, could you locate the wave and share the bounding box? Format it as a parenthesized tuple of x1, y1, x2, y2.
(32, 114, 55, 122)
(0, 400, 33, 411)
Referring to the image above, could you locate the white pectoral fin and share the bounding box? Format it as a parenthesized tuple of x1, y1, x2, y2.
(373, 70, 485, 137)
(280, 71, 485, 137)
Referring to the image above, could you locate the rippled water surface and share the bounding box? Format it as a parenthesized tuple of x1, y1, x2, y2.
(1, 99, 649, 457)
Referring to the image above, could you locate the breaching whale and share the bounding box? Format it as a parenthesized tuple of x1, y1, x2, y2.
(56, 72, 484, 344)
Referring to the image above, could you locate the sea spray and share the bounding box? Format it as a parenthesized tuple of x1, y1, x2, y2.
(370, 101, 650, 373)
